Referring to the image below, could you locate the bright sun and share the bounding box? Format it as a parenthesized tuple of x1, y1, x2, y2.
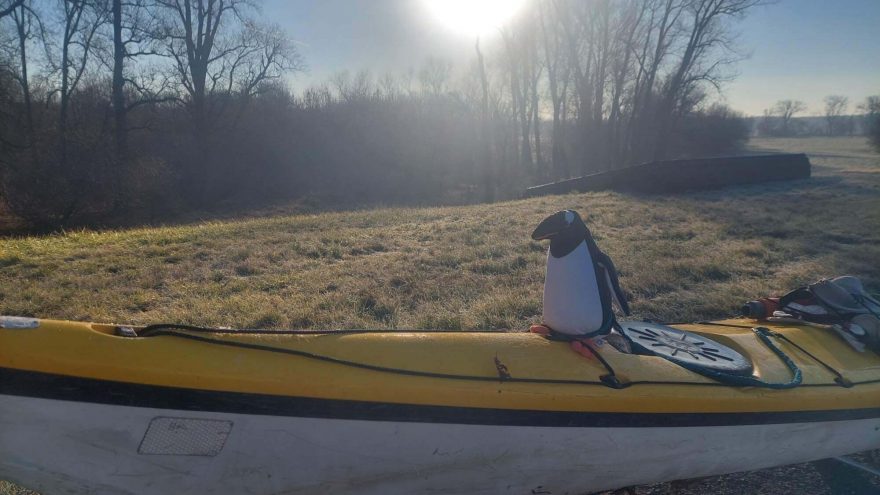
(424, 0, 527, 36)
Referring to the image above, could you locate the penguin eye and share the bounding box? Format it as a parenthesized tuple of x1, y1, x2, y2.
(563, 210, 574, 225)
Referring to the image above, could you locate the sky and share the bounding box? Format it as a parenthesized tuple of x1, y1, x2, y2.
(264, 0, 880, 117)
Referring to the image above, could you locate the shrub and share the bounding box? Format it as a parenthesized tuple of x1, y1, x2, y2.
(674, 104, 751, 157)
(863, 96, 880, 153)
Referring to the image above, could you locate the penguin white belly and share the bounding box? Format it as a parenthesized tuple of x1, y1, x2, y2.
(542, 241, 604, 335)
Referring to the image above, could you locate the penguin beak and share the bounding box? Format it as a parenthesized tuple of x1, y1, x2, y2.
(531, 211, 569, 241)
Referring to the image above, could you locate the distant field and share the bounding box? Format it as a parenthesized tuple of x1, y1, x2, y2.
(1, 136, 879, 494)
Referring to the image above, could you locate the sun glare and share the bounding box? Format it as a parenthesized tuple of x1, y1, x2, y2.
(425, 0, 527, 36)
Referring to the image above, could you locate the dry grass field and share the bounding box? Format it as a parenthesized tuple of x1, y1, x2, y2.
(1, 137, 878, 330)
(1, 135, 878, 494)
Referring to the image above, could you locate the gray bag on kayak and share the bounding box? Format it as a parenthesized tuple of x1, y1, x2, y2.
(780, 276, 880, 351)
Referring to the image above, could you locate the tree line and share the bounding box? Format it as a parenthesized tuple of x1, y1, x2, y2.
(1, 0, 763, 230)
(756, 95, 880, 138)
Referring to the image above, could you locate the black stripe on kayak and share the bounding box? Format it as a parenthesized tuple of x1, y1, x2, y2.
(2, 367, 879, 427)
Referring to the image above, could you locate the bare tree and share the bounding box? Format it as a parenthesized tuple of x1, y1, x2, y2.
(475, 37, 493, 201)
(859, 95, 880, 152)
(823, 95, 848, 136)
(500, 24, 533, 170)
(156, 0, 300, 145)
(331, 69, 375, 102)
(772, 99, 807, 136)
(418, 56, 452, 96)
(109, 0, 174, 165)
(0, 0, 42, 165)
(625, 0, 684, 163)
(0, 0, 112, 227)
(157, 0, 240, 144)
(232, 22, 303, 97)
(155, 0, 301, 203)
(554, 0, 593, 171)
(653, 0, 760, 158)
(111, 0, 150, 160)
(111, 0, 125, 155)
(377, 71, 399, 100)
(53, 0, 110, 168)
(524, 19, 543, 173)
(605, 1, 646, 165)
(5, 0, 40, 141)
(537, 0, 569, 179)
(0, 0, 24, 19)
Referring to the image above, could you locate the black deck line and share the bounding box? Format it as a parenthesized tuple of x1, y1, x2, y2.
(2, 367, 878, 428)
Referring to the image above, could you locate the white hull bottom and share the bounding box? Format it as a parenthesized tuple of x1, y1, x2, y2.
(1, 394, 879, 495)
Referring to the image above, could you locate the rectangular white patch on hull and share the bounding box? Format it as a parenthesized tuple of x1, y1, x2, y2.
(138, 417, 233, 456)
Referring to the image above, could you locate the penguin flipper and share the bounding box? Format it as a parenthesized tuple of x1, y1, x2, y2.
(597, 251, 631, 316)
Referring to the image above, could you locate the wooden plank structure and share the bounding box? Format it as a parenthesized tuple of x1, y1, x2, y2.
(525, 153, 811, 197)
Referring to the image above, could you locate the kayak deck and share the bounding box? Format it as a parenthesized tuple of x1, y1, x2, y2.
(1, 318, 878, 415)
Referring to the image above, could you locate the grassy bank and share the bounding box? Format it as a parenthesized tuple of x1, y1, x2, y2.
(1, 137, 878, 330)
(1, 136, 879, 495)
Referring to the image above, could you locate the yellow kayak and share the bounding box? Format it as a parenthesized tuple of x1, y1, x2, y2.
(1, 316, 879, 494)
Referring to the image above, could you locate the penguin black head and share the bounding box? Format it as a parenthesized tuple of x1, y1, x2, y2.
(531, 210, 590, 258)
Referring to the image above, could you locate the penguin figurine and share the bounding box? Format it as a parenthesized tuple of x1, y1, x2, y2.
(531, 210, 630, 337)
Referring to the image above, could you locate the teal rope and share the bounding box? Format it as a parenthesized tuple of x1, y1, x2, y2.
(661, 327, 802, 389)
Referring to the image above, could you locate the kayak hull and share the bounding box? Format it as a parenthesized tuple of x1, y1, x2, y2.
(2, 393, 879, 495)
(2, 318, 879, 493)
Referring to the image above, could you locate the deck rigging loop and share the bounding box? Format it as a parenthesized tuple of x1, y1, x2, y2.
(621, 323, 802, 389)
(693, 320, 854, 387)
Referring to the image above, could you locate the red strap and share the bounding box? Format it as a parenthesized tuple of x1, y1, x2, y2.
(569, 339, 595, 360)
(529, 324, 551, 336)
